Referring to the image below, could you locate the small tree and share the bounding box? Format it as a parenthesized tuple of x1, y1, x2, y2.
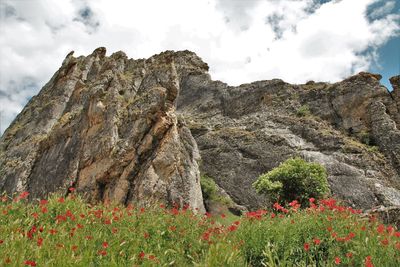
(253, 157, 329, 205)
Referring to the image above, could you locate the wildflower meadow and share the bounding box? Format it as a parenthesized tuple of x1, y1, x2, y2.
(0, 191, 399, 266)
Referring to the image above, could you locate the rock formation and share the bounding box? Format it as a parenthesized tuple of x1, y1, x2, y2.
(178, 70, 400, 210)
(1, 48, 400, 212)
(0, 48, 206, 212)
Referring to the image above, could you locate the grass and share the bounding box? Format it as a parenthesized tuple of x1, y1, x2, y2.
(0, 192, 399, 266)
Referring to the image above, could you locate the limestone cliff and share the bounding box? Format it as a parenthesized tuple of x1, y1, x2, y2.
(1, 48, 399, 211)
(0, 48, 206, 212)
(178, 71, 400, 209)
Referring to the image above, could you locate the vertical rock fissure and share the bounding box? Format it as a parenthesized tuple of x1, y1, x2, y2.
(124, 120, 175, 206)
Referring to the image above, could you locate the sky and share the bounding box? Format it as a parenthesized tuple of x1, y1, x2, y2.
(0, 0, 399, 135)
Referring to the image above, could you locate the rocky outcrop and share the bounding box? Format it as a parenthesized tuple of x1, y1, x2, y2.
(0, 48, 206, 212)
(177, 67, 400, 210)
(1, 48, 399, 212)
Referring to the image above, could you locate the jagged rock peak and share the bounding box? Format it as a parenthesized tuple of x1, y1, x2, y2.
(0, 48, 209, 212)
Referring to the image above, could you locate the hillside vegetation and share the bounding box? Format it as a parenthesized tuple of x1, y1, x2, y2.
(1, 192, 399, 266)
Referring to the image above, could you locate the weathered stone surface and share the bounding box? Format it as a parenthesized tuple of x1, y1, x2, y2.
(367, 206, 400, 229)
(0, 48, 206, 212)
(177, 64, 400, 210)
(1, 48, 399, 212)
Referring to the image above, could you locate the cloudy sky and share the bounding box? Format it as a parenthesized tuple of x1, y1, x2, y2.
(0, 0, 399, 134)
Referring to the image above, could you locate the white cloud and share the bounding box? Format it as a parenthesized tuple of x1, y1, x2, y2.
(0, 0, 399, 134)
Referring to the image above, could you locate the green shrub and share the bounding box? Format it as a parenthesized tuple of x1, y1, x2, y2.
(367, 145, 379, 153)
(358, 130, 371, 145)
(200, 175, 232, 206)
(253, 157, 329, 205)
(200, 175, 218, 200)
(296, 105, 311, 117)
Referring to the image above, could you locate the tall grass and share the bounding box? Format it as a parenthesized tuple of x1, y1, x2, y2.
(0, 192, 399, 266)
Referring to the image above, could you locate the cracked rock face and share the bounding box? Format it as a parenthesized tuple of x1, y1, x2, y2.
(177, 71, 400, 210)
(0, 48, 206, 212)
(1, 48, 399, 212)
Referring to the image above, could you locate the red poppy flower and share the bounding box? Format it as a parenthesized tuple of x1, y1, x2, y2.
(69, 187, 75, 192)
(365, 256, 374, 267)
(72, 245, 78, 251)
(202, 232, 210, 241)
(346, 252, 353, 258)
(346, 232, 355, 240)
(313, 238, 321, 245)
(303, 243, 310, 251)
(381, 239, 389, 246)
(65, 210, 73, 217)
(171, 208, 179, 215)
(37, 237, 43, 247)
(49, 229, 57, 235)
(98, 250, 107, 256)
(377, 224, 385, 234)
(228, 225, 238, 232)
(144, 232, 150, 239)
(24, 260, 36, 266)
(39, 199, 48, 205)
(273, 202, 284, 211)
(102, 242, 108, 249)
(148, 254, 156, 260)
(58, 197, 64, 203)
(0, 240, 3, 245)
(334, 257, 341, 265)
(19, 191, 29, 200)
(139, 251, 145, 259)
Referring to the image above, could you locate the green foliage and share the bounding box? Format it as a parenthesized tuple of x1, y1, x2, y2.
(200, 175, 218, 200)
(234, 202, 399, 267)
(200, 175, 232, 205)
(367, 145, 379, 153)
(296, 105, 311, 117)
(253, 157, 329, 205)
(1, 193, 399, 266)
(0, 193, 244, 266)
(358, 130, 371, 146)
